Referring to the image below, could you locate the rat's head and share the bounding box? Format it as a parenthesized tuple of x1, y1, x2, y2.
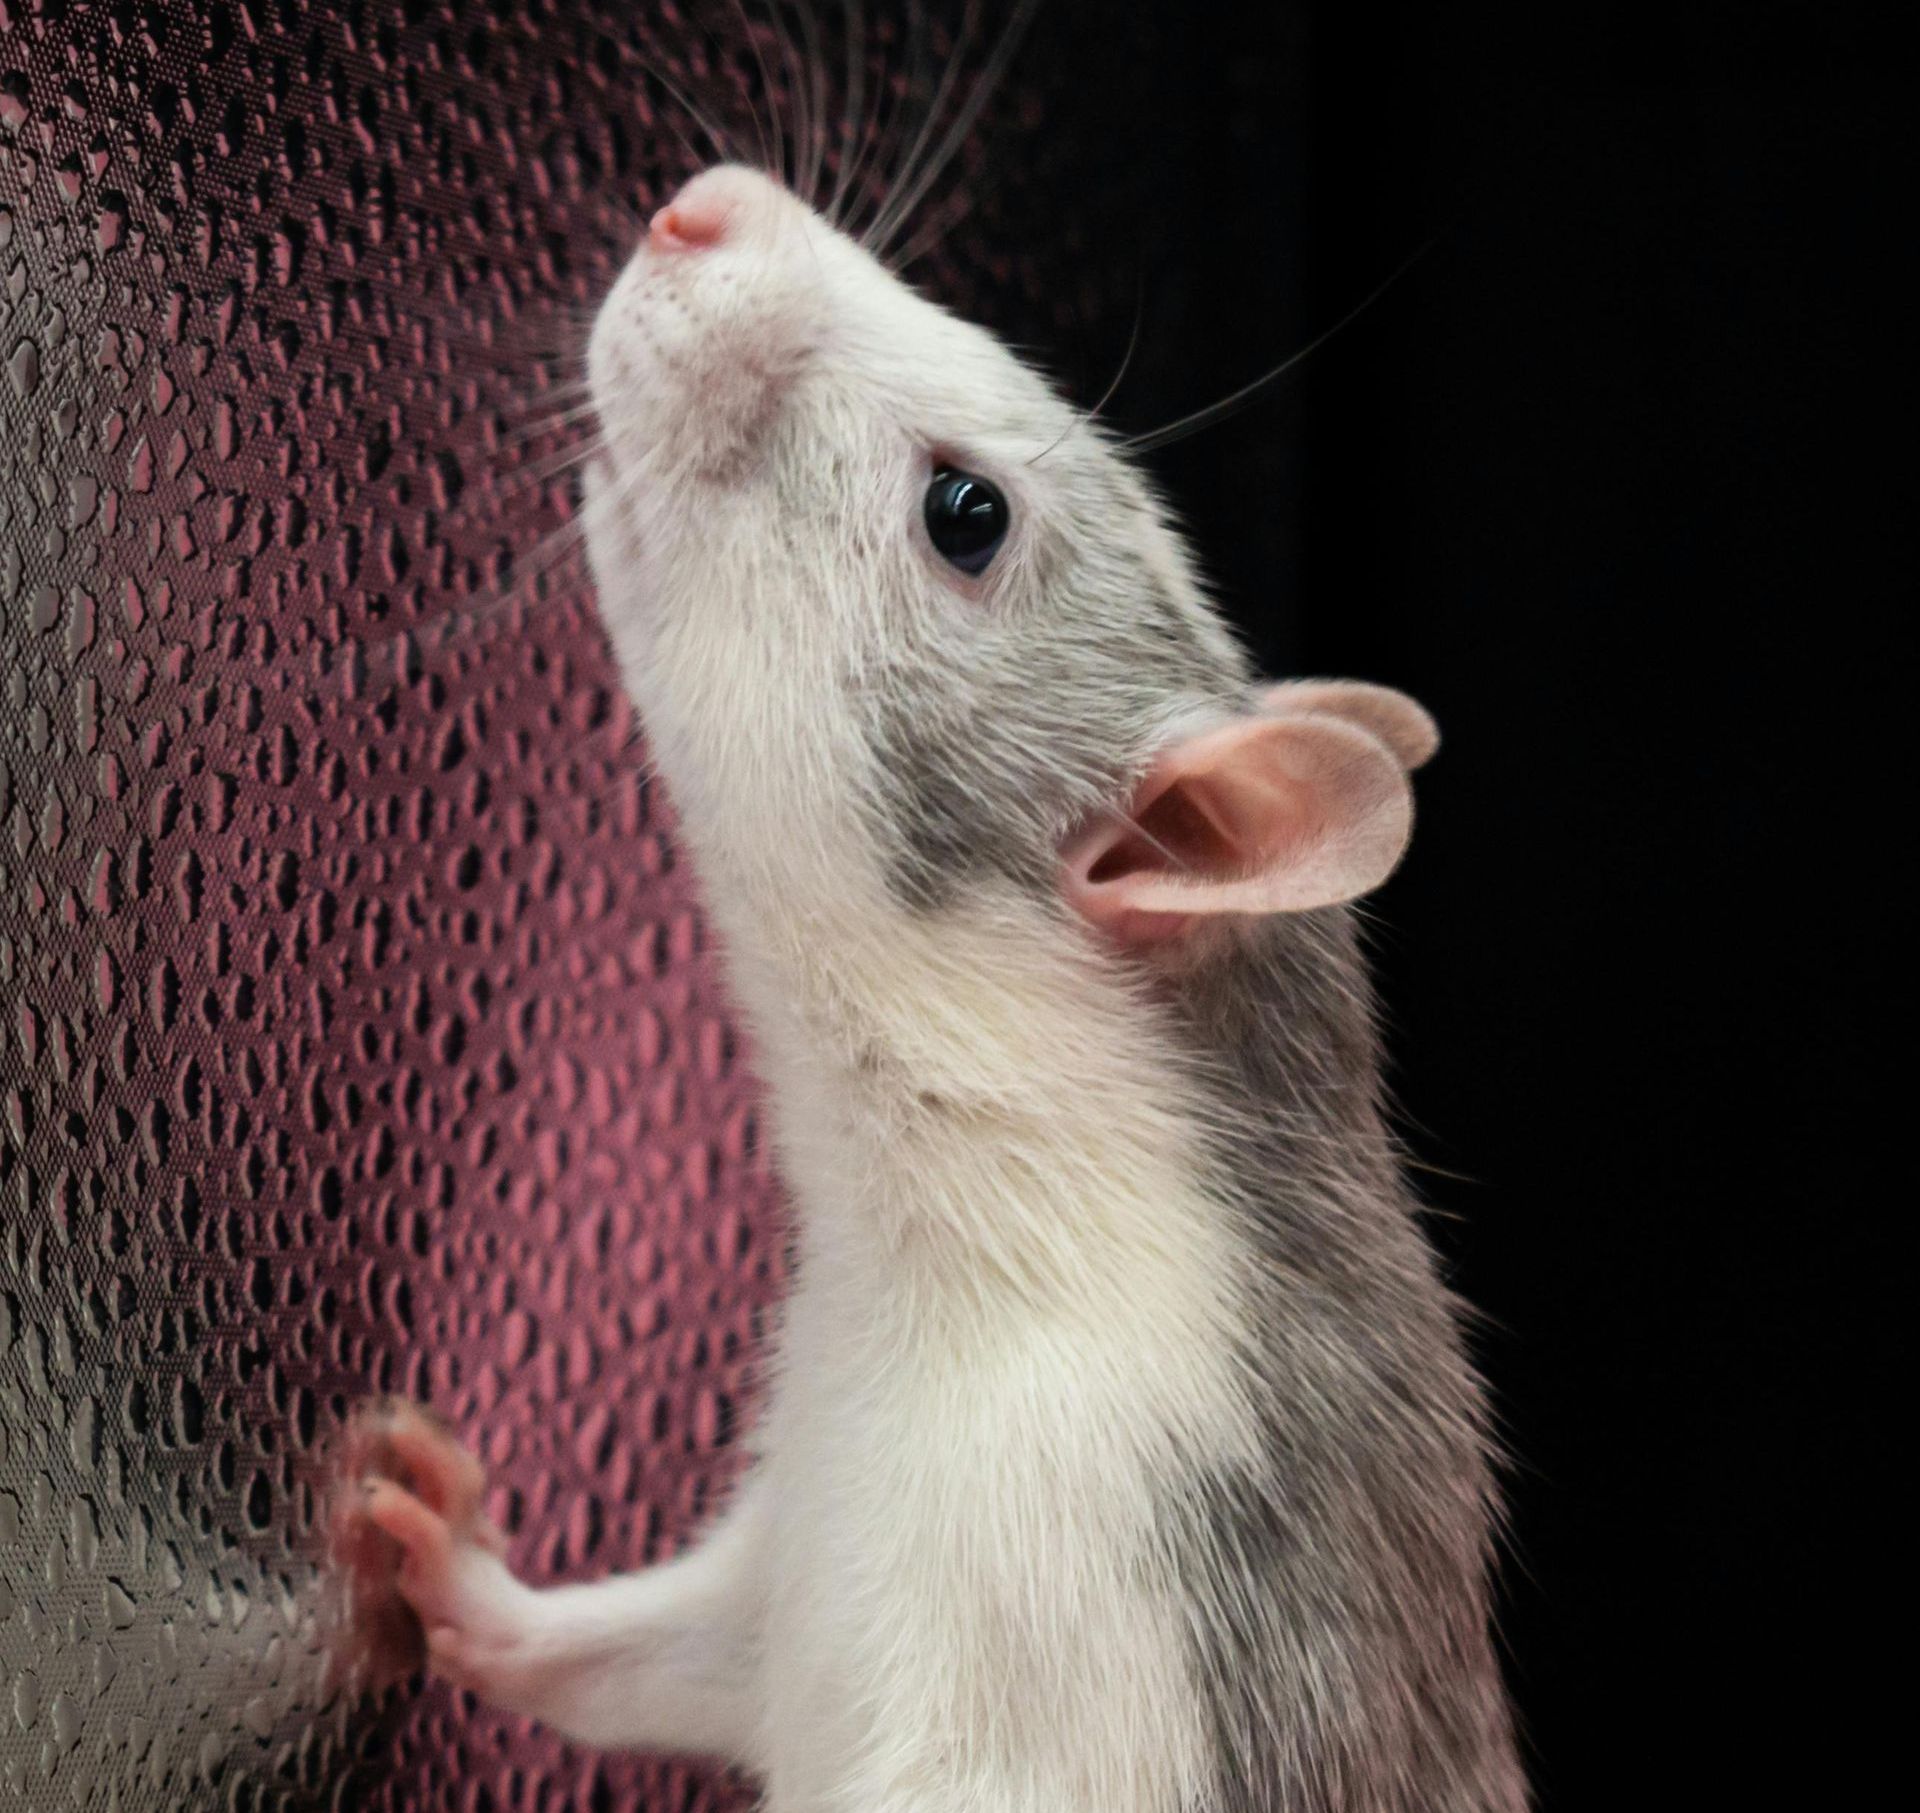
(584, 165, 1434, 971)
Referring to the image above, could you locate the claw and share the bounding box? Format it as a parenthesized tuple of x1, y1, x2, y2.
(381, 1402, 488, 1521)
(324, 1401, 554, 1717)
(363, 1478, 451, 1563)
(324, 1398, 499, 1692)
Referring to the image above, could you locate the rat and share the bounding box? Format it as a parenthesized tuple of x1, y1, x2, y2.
(340, 164, 1527, 1812)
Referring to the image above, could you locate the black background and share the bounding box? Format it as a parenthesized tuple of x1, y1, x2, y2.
(1020, 2, 1901, 1807)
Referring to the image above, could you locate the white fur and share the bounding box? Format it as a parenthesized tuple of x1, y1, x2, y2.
(408, 167, 1287, 1811)
(440, 878, 1267, 1812)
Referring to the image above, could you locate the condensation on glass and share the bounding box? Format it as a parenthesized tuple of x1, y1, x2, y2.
(0, 0, 1109, 1804)
(0, 0, 1101, 1801)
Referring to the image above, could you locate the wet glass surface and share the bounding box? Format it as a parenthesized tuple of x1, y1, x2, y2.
(0, 2, 1107, 1804)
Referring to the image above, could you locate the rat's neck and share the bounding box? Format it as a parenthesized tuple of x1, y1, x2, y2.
(718, 880, 1135, 1112)
(705, 878, 1244, 1301)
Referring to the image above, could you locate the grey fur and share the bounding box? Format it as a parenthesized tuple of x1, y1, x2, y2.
(857, 450, 1524, 1809)
(565, 155, 1520, 1811)
(864, 460, 1244, 910)
(1164, 913, 1525, 1812)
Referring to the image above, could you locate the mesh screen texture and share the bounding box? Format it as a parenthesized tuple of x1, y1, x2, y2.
(0, 2, 1107, 1806)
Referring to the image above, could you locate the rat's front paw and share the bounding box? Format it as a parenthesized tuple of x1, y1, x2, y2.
(331, 1399, 539, 1701)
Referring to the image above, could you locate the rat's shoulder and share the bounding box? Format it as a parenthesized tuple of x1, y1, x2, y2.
(1161, 909, 1391, 1160)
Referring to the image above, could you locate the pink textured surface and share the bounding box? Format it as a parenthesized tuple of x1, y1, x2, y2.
(0, 3, 1087, 1806)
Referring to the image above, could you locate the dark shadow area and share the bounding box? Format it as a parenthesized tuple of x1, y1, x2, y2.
(1028, 3, 1898, 1805)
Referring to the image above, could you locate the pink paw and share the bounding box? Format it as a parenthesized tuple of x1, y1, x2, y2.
(329, 1399, 524, 1694)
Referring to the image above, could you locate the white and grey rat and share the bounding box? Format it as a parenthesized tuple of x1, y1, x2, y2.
(347, 165, 1527, 1813)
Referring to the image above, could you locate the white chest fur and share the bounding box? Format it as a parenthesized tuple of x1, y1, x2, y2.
(731, 917, 1259, 1813)
(594, 549, 1263, 1806)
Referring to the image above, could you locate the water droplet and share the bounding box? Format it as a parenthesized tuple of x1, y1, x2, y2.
(7, 337, 41, 396)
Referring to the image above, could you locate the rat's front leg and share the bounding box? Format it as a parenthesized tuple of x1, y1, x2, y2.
(348, 1403, 767, 1763)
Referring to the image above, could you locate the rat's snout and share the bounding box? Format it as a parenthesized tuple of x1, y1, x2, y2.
(592, 163, 826, 486)
(646, 165, 776, 253)
(650, 194, 728, 249)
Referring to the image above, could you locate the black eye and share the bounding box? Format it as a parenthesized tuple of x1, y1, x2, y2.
(924, 467, 1009, 576)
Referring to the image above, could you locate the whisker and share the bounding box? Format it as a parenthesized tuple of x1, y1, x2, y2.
(432, 320, 586, 370)
(759, 0, 803, 192)
(502, 373, 596, 406)
(496, 436, 608, 501)
(863, 0, 974, 252)
(1122, 235, 1439, 456)
(870, 0, 1040, 259)
(642, 52, 749, 175)
(844, 0, 927, 241)
(774, 0, 821, 202)
(1097, 801, 1193, 875)
(889, 183, 974, 273)
(1027, 275, 1145, 466)
(790, 0, 831, 207)
(324, 446, 662, 701)
(487, 399, 605, 458)
(365, 516, 590, 668)
(597, 185, 653, 245)
(728, 0, 788, 184)
(825, 0, 867, 226)
(504, 745, 678, 906)
(840, 0, 902, 232)
(487, 384, 597, 437)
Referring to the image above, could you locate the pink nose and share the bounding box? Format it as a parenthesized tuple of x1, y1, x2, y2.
(649, 185, 733, 250)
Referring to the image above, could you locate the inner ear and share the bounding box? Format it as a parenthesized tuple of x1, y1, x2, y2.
(1062, 712, 1415, 944)
(1084, 782, 1236, 886)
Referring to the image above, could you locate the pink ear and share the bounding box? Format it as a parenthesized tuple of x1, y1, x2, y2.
(1063, 713, 1415, 945)
(1257, 679, 1440, 771)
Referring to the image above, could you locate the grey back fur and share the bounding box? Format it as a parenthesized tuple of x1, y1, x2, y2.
(1167, 913, 1525, 1811)
(857, 446, 1524, 1809)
